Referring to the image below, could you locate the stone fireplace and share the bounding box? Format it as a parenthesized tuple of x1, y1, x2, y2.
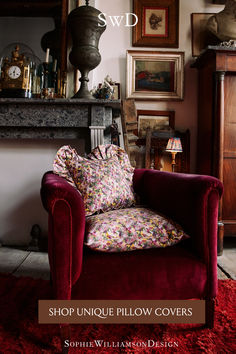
(0, 98, 121, 151)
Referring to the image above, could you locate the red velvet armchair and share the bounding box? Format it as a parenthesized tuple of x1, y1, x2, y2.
(41, 169, 223, 328)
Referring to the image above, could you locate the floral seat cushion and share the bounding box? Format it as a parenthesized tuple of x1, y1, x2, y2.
(85, 207, 189, 252)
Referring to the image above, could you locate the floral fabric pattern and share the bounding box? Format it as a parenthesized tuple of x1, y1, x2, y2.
(68, 155, 135, 216)
(85, 207, 189, 252)
(53, 144, 135, 216)
(87, 144, 134, 175)
(53, 145, 84, 188)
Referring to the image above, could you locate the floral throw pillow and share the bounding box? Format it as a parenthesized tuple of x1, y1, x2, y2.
(53, 145, 83, 188)
(53, 144, 136, 216)
(87, 144, 134, 175)
(85, 207, 190, 252)
(68, 155, 135, 216)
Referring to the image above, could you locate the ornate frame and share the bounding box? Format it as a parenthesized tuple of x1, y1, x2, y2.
(132, 0, 179, 48)
(137, 109, 175, 137)
(126, 50, 184, 101)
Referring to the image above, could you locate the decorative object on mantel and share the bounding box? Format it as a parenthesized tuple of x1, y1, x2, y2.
(0, 43, 65, 99)
(40, 48, 50, 99)
(40, 48, 66, 99)
(207, 0, 236, 47)
(39, 50, 66, 99)
(0, 44, 32, 98)
(91, 75, 120, 99)
(166, 136, 183, 172)
(68, 0, 106, 99)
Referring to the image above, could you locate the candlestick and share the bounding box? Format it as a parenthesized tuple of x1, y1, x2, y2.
(45, 48, 50, 63)
(41, 62, 49, 98)
(52, 60, 58, 94)
(52, 59, 57, 72)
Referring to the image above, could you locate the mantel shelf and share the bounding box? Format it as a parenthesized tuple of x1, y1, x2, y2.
(0, 97, 121, 149)
(0, 98, 121, 108)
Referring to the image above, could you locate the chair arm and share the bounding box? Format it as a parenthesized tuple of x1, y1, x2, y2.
(133, 169, 223, 297)
(41, 172, 86, 300)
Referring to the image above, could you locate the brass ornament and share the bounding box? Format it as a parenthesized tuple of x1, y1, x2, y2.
(0, 45, 30, 97)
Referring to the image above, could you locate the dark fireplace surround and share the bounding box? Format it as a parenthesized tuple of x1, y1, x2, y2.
(0, 98, 121, 152)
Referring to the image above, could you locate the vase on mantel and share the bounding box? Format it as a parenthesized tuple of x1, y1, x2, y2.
(67, 0, 106, 99)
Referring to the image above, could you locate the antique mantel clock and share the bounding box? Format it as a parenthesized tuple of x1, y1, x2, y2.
(0, 45, 30, 98)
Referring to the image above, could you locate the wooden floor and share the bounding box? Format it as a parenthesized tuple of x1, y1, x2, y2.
(0, 238, 235, 280)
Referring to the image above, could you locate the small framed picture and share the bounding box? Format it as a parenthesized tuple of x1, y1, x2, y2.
(191, 13, 215, 57)
(137, 110, 175, 138)
(126, 50, 184, 100)
(111, 83, 121, 100)
(133, 0, 179, 48)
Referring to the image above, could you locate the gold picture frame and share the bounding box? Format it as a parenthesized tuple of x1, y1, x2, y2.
(111, 83, 121, 100)
(126, 50, 184, 101)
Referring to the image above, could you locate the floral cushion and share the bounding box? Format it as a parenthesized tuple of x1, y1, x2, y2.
(87, 144, 134, 175)
(69, 155, 135, 216)
(53, 144, 135, 216)
(53, 145, 83, 188)
(85, 207, 190, 252)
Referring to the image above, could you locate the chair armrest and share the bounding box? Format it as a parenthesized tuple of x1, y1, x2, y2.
(133, 169, 223, 297)
(41, 171, 86, 300)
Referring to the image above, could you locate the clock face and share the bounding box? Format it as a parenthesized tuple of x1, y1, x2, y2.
(7, 65, 21, 79)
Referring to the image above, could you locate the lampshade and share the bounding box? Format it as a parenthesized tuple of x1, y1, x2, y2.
(166, 137, 183, 152)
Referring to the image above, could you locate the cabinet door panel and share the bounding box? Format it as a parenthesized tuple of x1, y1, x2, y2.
(224, 76, 236, 153)
(224, 123, 236, 154)
(224, 76, 236, 126)
(223, 158, 236, 220)
(224, 224, 236, 236)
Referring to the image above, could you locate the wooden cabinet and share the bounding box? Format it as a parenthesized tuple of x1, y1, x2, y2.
(193, 48, 236, 254)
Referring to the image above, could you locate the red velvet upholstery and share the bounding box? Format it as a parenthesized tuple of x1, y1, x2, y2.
(41, 170, 223, 306)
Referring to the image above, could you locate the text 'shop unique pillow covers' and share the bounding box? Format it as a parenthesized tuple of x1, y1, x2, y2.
(85, 207, 190, 252)
(53, 144, 136, 216)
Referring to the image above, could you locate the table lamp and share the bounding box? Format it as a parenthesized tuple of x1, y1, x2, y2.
(166, 137, 183, 172)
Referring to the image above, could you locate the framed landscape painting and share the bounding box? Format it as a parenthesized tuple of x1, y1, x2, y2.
(133, 0, 179, 48)
(137, 110, 175, 138)
(126, 50, 184, 100)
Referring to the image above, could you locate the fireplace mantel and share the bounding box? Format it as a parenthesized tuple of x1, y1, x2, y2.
(0, 98, 121, 151)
